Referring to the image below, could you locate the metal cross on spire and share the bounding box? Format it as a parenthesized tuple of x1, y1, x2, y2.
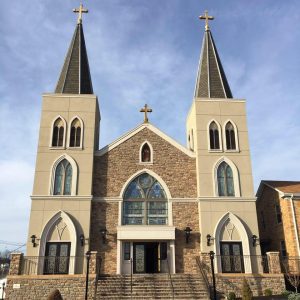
(140, 104, 152, 123)
(199, 10, 214, 31)
(73, 3, 88, 24)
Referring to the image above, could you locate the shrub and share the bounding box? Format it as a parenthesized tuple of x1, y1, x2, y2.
(264, 289, 273, 296)
(228, 292, 237, 300)
(242, 278, 253, 300)
(288, 293, 300, 300)
(47, 289, 63, 300)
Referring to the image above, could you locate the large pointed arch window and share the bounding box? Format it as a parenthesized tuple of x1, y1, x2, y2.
(69, 118, 82, 147)
(54, 159, 72, 195)
(123, 173, 167, 225)
(52, 118, 65, 147)
(225, 122, 236, 150)
(209, 121, 220, 150)
(217, 162, 235, 196)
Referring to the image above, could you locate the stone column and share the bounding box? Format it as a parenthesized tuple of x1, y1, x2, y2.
(88, 251, 99, 275)
(9, 253, 23, 275)
(266, 252, 281, 274)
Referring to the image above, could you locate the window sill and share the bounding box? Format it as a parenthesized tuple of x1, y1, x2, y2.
(49, 146, 66, 150)
(208, 149, 223, 153)
(138, 162, 153, 165)
(67, 147, 83, 150)
(224, 149, 240, 153)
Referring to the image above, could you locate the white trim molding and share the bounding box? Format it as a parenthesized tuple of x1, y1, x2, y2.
(49, 115, 67, 149)
(38, 210, 77, 274)
(213, 157, 241, 197)
(139, 141, 153, 164)
(214, 212, 252, 273)
(67, 116, 84, 149)
(207, 119, 223, 152)
(223, 120, 240, 152)
(49, 154, 78, 196)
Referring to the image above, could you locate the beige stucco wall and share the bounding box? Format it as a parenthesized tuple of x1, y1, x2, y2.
(26, 93, 100, 257)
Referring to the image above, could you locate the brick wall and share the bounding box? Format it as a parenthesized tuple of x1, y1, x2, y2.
(257, 185, 299, 256)
(93, 128, 197, 198)
(173, 202, 200, 273)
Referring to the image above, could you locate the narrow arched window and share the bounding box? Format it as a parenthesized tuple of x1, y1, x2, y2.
(225, 122, 236, 150)
(52, 118, 64, 147)
(54, 159, 72, 195)
(217, 162, 235, 196)
(70, 118, 81, 147)
(141, 143, 151, 162)
(209, 122, 220, 150)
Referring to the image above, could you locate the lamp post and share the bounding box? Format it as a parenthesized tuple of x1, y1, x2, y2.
(85, 251, 91, 300)
(184, 227, 192, 244)
(209, 251, 217, 300)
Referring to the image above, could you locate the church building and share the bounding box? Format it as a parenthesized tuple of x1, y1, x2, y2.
(6, 5, 286, 299)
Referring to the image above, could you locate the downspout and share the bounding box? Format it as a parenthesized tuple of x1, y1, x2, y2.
(289, 195, 300, 256)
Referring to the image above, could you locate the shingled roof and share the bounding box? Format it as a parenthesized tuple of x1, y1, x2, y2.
(55, 23, 93, 94)
(262, 180, 300, 194)
(194, 29, 232, 99)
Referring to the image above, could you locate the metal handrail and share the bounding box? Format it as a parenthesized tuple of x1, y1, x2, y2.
(196, 256, 211, 299)
(130, 258, 133, 300)
(166, 257, 174, 300)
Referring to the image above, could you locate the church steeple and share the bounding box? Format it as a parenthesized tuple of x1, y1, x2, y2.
(55, 4, 93, 94)
(194, 11, 232, 99)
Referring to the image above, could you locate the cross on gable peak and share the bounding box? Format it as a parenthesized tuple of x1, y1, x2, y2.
(73, 3, 89, 24)
(140, 104, 152, 123)
(199, 10, 214, 31)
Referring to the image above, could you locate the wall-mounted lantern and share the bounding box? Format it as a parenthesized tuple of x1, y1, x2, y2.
(79, 234, 85, 247)
(30, 235, 37, 247)
(184, 227, 192, 244)
(206, 234, 213, 246)
(100, 228, 108, 244)
(252, 235, 258, 247)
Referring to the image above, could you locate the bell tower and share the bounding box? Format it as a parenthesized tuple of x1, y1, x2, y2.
(26, 4, 100, 261)
(186, 11, 260, 262)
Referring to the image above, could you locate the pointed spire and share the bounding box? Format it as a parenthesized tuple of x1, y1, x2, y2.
(194, 11, 232, 99)
(55, 4, 93, 94)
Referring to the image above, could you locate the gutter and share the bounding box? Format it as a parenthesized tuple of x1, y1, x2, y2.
(282, 193, 300, 256)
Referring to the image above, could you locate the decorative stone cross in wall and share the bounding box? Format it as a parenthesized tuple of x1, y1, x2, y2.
(73, 3, 89, 24)
(199, 10, 214, 31)
(140, 104, 152, 123)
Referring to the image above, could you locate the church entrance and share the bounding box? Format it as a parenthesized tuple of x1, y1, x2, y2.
(133, 242, 159, 273)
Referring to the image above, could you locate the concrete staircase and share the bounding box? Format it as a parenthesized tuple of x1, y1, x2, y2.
(96, 274, 210, 299)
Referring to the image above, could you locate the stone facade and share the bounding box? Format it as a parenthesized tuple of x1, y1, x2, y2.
(90, 202, 119, 274)
(93, 127, 197, 198)
(173, 202, 200, 273)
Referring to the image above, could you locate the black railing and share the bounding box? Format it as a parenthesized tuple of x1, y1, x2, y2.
(196, 257, 211, 298)
(166, 256, 174, 300)
(21, 256, 85, 275)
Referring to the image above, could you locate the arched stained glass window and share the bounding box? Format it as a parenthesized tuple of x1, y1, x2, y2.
(70, 118, 82, 147)
(123, 173, 167, 225)
(209, 122, 220, 150)
(52, 118, 64, 147)
(225, 122, 236, 150)
(141, 143, 151, 162)
(54, 159, 72, 195)
(217, 162, 235, 196)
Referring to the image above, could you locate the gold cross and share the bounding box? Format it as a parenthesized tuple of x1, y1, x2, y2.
(140, 104, 152, 123)
(73, 3, 88, 24)
(199, 10, 214, 31)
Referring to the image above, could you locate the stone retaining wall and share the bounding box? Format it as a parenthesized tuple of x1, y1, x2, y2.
(5, 274, 97, 300)
(215, 274, 285, 298)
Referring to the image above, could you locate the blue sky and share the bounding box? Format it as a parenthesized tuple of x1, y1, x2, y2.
(0, 0, 300, 250)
